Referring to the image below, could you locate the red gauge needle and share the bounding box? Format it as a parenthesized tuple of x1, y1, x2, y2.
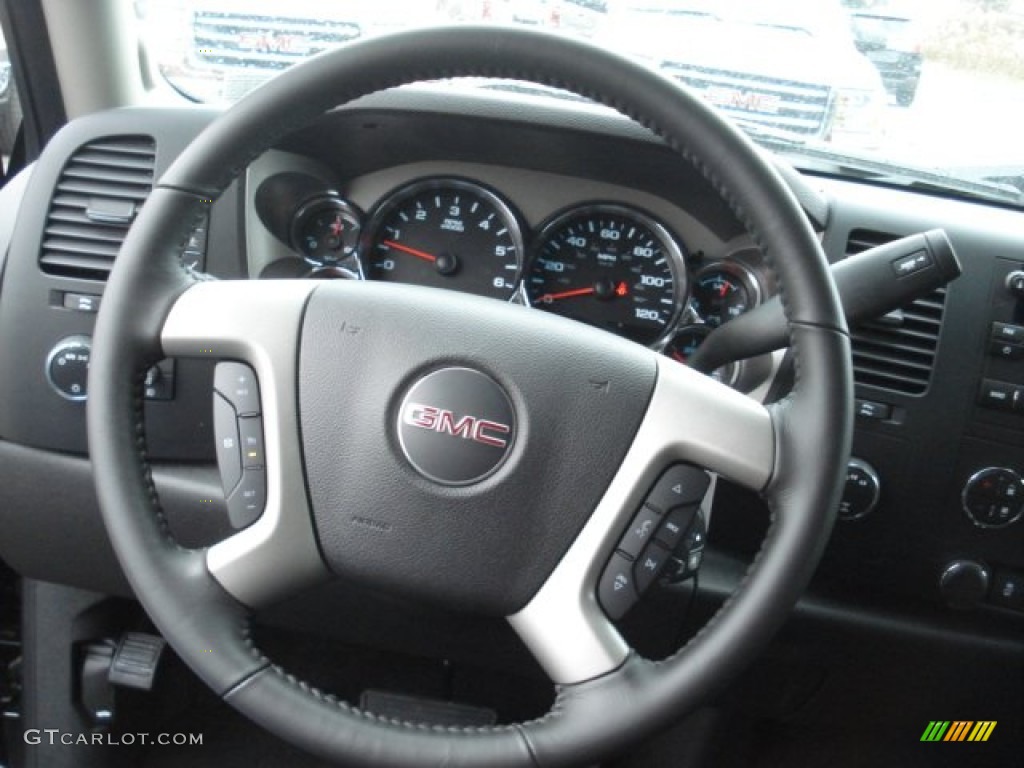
(537, 286, 596, 303)
(382, 240, 436, 263)
(671, 350, 687, 364)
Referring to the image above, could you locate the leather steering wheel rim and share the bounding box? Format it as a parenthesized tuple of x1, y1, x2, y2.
(88, 25, 852, 768)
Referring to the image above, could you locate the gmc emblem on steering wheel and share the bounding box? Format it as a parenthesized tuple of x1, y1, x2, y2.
(396, 367, 516, 486)
(402, 403, 511, 449)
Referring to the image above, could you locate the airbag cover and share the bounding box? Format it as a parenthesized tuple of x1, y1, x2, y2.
(299, 280, 656, 615)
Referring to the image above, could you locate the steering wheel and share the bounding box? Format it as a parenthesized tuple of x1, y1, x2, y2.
(88, 26, 851, 767)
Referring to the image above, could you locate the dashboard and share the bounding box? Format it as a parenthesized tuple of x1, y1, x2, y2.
(0, 86, 1022, 677)
(247, 154, 775, 388)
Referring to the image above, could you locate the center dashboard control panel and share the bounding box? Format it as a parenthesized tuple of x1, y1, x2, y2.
(976, 260, 1024, 422)
(213, 362, 267, 529)
(599, 464, 711, 620)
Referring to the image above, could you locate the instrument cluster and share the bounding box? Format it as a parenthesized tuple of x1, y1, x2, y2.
(258, 173, 770, 379)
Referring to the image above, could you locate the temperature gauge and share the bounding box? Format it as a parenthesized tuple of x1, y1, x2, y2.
(690, 262, 761, 327)
(663, 325, 739, 386)
(291, 197, 363, 266)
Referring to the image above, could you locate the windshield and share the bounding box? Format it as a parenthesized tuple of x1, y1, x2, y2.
(137, 0, 1024, 205)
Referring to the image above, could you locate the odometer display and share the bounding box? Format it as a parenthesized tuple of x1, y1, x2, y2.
(526, 205, 686, 346)
(364, 179, 524, 300)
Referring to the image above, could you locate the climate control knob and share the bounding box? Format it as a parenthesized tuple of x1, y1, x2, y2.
(962, 467, 1024, 529)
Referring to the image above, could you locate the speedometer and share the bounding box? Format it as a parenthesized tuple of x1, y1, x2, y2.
(364, 178, 524, 301)
(526, 205, 687, 346)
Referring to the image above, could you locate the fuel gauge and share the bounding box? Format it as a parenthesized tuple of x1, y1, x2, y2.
(291, 197, 363, 267)
(690, 262, 761, 327)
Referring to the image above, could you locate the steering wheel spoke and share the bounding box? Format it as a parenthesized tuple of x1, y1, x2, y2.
(510, 357, 773, 685)
(162, 280, 329, 607)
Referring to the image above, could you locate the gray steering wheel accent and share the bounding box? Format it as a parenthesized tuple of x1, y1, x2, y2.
(88, 25, 852, 768)
(161, 280, 327, 606)
(509, 357, 773, 684)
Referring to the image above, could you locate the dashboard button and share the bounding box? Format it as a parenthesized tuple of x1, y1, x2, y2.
(144, 359, 175, 401)
(977, 379, 1019, 412)
(656, 505, 698, 549)
(598, 552, 638, 620)
(62, 292, 101, 313)
(634, 542, 671, 594)
(990, 571, 1024, 611)
(238, 416, 266, 469)
(890, 249, 932, 277)
(646, 464, 710, 513)
(854, 399, 892, 420)
(991, 322, 1024, 344)
(618, 506, 661, 559)
(227, 468, 266, 529)
(663, 510, 707, 583)
(215, 362, 261, 416)
(682, 511, 706, 554)
(989, 340, 1024, 360)
(213, 392, 242, 496)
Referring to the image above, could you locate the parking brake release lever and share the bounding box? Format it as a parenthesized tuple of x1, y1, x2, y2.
(688, 228, 961, 374)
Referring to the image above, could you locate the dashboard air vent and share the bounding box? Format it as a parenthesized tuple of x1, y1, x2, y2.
(39, 136, 156, 280)
(846, 229, 946, 395)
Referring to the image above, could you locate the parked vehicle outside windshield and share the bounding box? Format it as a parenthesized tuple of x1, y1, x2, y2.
(137, 0, 1024, 205)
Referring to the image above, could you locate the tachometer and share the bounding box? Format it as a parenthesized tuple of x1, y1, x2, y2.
(364, 179, 524, 301)
(526, 205, 686, 346)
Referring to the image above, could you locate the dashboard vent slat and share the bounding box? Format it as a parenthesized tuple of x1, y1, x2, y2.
(39, 136, 156, 281)
(846, 229, 946, 395)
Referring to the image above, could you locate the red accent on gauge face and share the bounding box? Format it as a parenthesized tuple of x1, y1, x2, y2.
(537, 286, 597, 303)
(365, 180, 523, 301)
(526, 205, 685, 346)
(382, 240, 438, 263)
